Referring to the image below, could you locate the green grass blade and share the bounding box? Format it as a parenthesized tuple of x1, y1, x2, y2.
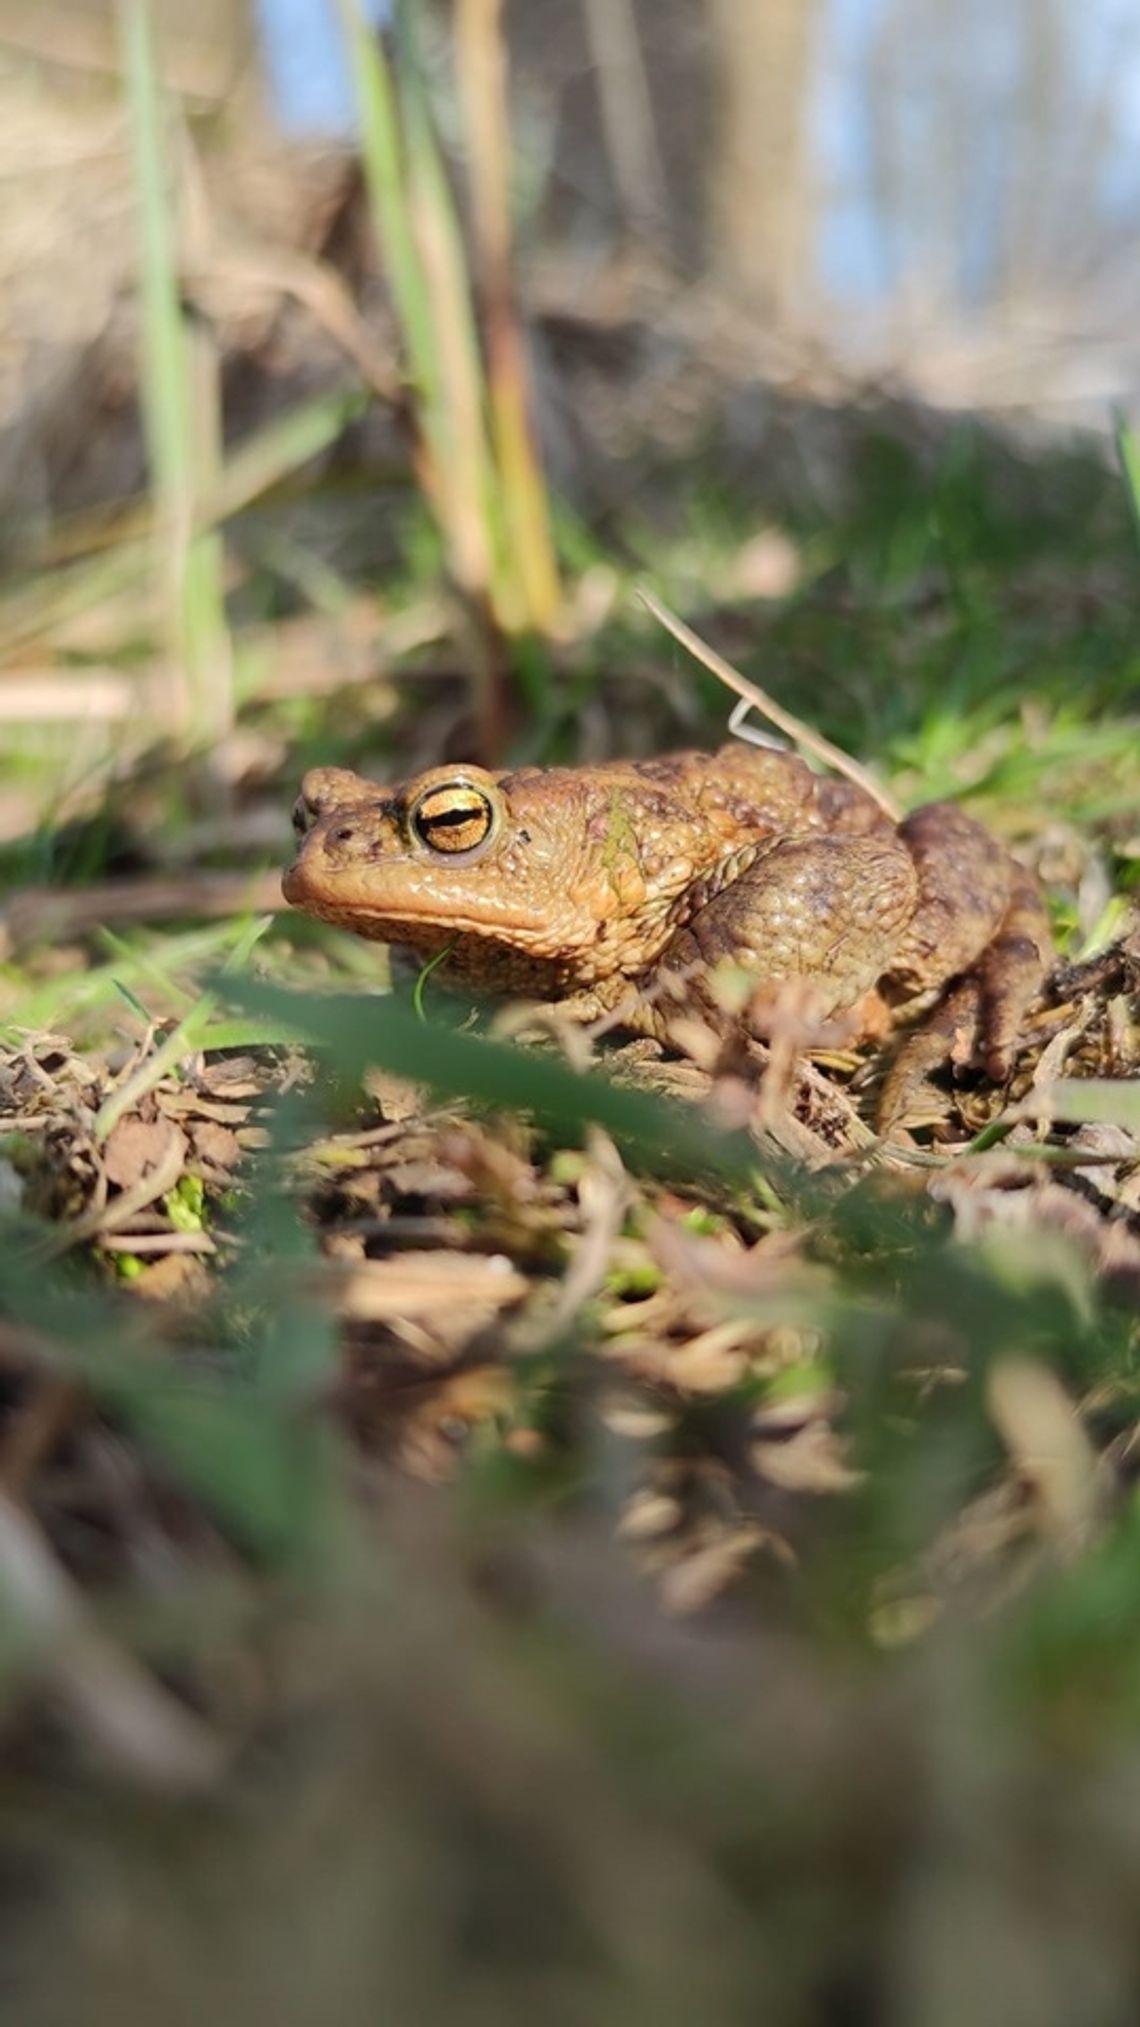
(119, 0, 231, 740)
(336, 0, 437, 401)
(0, 388, 368, 663)
(402, 75, 500, 603)
(3, 923, 242, 1036)
(1113, 404, 1140, 559)
(454, 0, 561, 633)
(1042, 1079, 1140, 1132)
(121, 0, 188, 519)
(337, 0, 508, 748)
(93, 993, 218, 1142)
(221, 977, 774, 1192)
(0, 1219, 339, 1561)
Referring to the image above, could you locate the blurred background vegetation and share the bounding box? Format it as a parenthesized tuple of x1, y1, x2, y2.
(3, 0, 1139, 824)
(0, 5, 1139, 2025)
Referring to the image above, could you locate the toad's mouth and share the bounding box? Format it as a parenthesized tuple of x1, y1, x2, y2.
(280, 855, 551, 943)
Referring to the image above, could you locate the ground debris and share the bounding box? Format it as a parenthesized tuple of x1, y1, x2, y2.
(0, 1028, 285, 1264)
(0, 928, 1137, 1629)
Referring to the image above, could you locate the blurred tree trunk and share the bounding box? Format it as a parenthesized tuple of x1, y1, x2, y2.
(704, 0, 820, 317)
(581, 0, 668, 248)
(999, 0, 1066, 304)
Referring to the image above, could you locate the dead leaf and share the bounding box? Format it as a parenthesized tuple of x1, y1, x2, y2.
(752, 1420, 862, 1494)
(618, 1490, 683, 1541)
(187, 1121, 243, 1174)
(334, 1252, 529, 1328)
(660, 1525, 763, 1614)
(103, 1113, 187, 1191)
(132, 1254, 212, 1304)
(986, 1355, 1101, 1551)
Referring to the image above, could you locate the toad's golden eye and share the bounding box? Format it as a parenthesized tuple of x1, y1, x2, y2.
(409, 781, 497, 855)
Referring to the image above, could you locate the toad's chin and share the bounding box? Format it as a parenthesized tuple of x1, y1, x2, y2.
(280, 861, 305, 905)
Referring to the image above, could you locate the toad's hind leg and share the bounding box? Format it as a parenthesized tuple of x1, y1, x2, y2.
(974, 860, 1054, 1076)
(880, 804, 1051, 1125)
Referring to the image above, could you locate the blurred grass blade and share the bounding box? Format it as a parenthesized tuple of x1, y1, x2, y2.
(339, 0, 508, 755)
(120, 0, 231, 742)
(5, 923, 244, 1034)
(455, 0, 561, 632)
(336, 0, 438, 404)
(0, 545, 150, 664)
(121, 1386, 340, 1558)
(1112, 405, 1140, 561)
(1041, 1079, 1140, 1132)
(215, 389, 370, 519)
(337, 0, 560, 748)
(0, 1226, 337, 1560)
(0, 389, 367, 663)
(400, 45, 499, 613)
(221, 977, 772, 1191)
(395, 31, 508, 756)
(338, 0, 490, 618)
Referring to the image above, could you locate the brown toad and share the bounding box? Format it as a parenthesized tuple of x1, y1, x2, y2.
(282, 744, 1050, 1104)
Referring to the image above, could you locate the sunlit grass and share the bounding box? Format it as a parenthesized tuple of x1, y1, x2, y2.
(1, 915, 301, 1041)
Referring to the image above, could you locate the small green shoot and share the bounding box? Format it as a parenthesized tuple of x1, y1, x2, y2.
(411, 942, 457, 1020)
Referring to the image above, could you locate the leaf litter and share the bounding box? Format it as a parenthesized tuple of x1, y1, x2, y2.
(0, 898, 1134, 1759)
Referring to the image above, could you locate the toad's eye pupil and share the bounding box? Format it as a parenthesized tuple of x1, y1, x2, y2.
(411, 786, 494, 854)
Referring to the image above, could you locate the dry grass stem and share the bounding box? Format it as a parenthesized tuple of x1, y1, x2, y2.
(638, 587, 902, 820)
